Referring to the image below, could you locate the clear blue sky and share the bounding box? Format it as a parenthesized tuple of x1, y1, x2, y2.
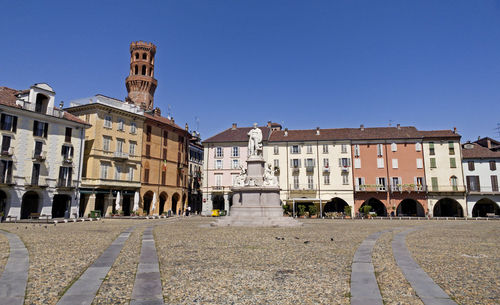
(1, 0, 499, 142)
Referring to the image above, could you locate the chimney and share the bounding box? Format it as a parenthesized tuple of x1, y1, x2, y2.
(487, 138, 491, 148)
(453, 127, 457, 134)
(267, 121, 272, 128)
(397, 124, 400, 130)
(171, 117, 174, 124)
(478, 136, 481, 141)
(316, 127, 320, 135)
(231, 123, 237, 130)
(59, 101, 64, 109)
(360, 124, 364, 131)
(153, 107, 161, 116)
(185, 123, 189, 131)
(284, 128, 288, 136)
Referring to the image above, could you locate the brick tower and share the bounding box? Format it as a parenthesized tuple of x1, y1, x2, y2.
(125, 41, 158, 110)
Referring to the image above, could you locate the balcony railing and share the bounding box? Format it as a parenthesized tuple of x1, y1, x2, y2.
(390, 184, 427, 192)
(63, 156, 73, 164)
(20, 101, 65, 118)
(323, 166, 330, 173)
(428, 185, 466, 192)
(32, 151, 47, 161)
(305, 165, 315, 172)
(467, 186, 500, 193)
(25, 177, 48, 187)
(112, 151, 129, 161)
(355, 184, 388, 192)
(1, 147, 14, 156)
(57, 179, 76, 189)
(290, 183, 315, 191)
(341, 166, 349, 173)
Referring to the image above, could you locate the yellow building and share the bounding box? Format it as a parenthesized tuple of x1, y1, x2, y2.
(139, 108, 189, 215)
(66, 95, 145, 217)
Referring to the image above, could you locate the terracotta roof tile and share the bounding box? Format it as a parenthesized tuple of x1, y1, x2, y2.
(144, 113, 187, 133)
(203, 126, 272, 143)
(462, 143, 500, 159)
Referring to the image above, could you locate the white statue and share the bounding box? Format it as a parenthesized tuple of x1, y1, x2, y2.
(234, 166, 247, 187)
(247, 123, 263, 156)
(263, 163, 278, 186)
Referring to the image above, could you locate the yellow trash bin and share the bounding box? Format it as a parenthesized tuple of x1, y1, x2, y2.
(211, 209, 220, 217)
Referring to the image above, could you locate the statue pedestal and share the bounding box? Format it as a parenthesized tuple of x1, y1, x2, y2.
(213, 155, 301, 227)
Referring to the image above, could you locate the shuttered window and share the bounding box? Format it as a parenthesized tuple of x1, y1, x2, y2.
(449, 158, 456, 168)
(448, 142, 455, 155)
(431, 177, 438, 191)
(377, 158, 384, 168)
(491, 176, 499, 192)
(490, 161, 497, 171)
(392, 159, 398, 169)
(416, 158, 423, 169)
(430, 158, 436, 168)
(429, 142, 435, 155)
(468, 161, 475, 171)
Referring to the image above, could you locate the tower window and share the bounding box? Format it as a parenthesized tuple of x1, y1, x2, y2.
(142, 65, 146, 75)
(142, 53, 147, 60)
(135, 53, 139, 59)
(134, 65, 138, 75)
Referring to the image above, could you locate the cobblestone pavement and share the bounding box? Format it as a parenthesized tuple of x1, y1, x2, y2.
(0, 232, 9, 275)
(407, 222, 500, 305)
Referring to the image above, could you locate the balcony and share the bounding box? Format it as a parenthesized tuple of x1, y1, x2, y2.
(63, 156, 73, 164)
(292, 167, 300, 174)
(1, 147, 14, 157)
(467, 186, 500, 195)
(32, 151, 47, 161)
(428, 185, 466, 193)
(25, 177, 48, 188)
(177, 163, 184, 170)
(390, 184, 427, 193)
(305, 165, 315, 172)
(20, 101, 65, 118)
(212, 186, 225, 193)
(323, 166, 330, 173)
(0, 175, 14, 186)
(57, 179, 76, 189)
(112, 151, 129, 161)
(355, 184, 388, 192)
(341, 166, 349, 173)
(289, 184, 316, 197)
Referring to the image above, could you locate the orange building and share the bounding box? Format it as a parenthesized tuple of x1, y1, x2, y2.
(139, 109, 189, 215)
(352, 125, 427, 217)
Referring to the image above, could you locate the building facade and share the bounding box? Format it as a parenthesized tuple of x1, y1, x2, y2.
(188, 132, 203, 214)
(139, 110, 189, 216)
(0, 83, 88, 219)
(462, 139, 500, 217)
(66, 95, 145, 217)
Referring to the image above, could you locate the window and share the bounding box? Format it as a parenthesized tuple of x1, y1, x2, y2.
(341, 144, 347, 153)
(415, 142, 422, 152)
(451, 176, 458, 191)
(146, 125, 152, 142)
(215, 174, 222, 187)
(128, 167, 134, 181)
(291, 145, 300, 154)
(33, 121, 48, 138)
(116, 139, 124, 153)
(144, 168, 150, 183)
(100, 163, 110, 179)
(163, 131, 168, 146)
(391, 177, 401, 191)
(162, 148, 167, 160)
(103, 136, 111, 151)
(115, 165, 121, 180)
(129, 141, 136, 156)
(429, 142, 435, 155)
(1, 136, 11, 154)
(274, 159, 279, 169)
(293, 176, 299, 189)
(377, 158, 384, 168)
(145, 144, 151, 157)
(291, 158, 301, 168)
(468, 161, 475, 171)
(58, 166, 72, 187)
(273, 145, 279, 155)
(376, 177, 386, 191)
(306, 144, 313, 154)
(342, 174, 349, 185)
(104, 115, 112, 128)
(377, 144, 383, 157)
(324, 174, 330, 185)
(117, 118, 125, 131)
(490, 161, 497, 171)
(232, 146, 239, 157)
(430, 158, 436, 168)
(392, 159, 398, 169)
(130, 122, 137, 134)
(161, 171, 166, 185)
(34, 141, 43, 158)
(391, 143, 397, 152)
(322, 144, 328, 154)
(354, 158, 361, 169)
(307, 175, 314, 189)
(339, 158, 350, 167)
(491, 175, 498, 192)
(31, 163, 41, 185)
(354, 145, 360, 157)
(142, 53, 147, 60)
(61, 145, 73, 160)
(232, 159, 239, 169)
(305, 158, 315, 168)
(0, 114, 17, 132)
(85, 114, 90, 123)
(0, 160, 13, 184)
(415, 177, 424, 190)
(356, 177, 365, 190)
(416, 158, 423, 169)
(64, 127, 72, 143)
(231, 174, 238, 186)
(215, 159, 223, 169)
(215, 147, 223, 158)
(431, 177, 438, 191)
(448, 142, 455, 155)
(323, 158, 329, 168)
(449, 158, 456, 168)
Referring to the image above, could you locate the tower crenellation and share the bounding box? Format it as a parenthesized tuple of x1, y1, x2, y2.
(125, 41, 158, 110)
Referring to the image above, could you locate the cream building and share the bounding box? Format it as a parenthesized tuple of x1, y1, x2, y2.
(66, 95, 144, 217)
(0, 83, 88, 219)
(421, 130, 466, 216)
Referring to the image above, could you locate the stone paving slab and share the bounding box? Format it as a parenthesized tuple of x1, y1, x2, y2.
(130, 226, 164, 305)
(56, 226, 134, 305)
(0, 230, 29, 305)
(392, 228, 457, 305)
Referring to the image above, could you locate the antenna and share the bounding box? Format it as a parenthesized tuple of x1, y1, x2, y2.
(195, 116, 200, 132)
(167, 105, 172, 119)
(495, 123, 500, 139)
(388, 120, 394, 127)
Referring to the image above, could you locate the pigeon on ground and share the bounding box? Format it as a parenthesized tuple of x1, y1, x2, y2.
(304, 241, 310, 244)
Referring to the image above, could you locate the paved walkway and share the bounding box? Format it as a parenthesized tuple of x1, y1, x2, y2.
(57, 226, 135, 305)
(392, 228, 457, 305)
(130, 226, 164, 305)
(0, 230, 29, 305)
(350, 230, 390, 305)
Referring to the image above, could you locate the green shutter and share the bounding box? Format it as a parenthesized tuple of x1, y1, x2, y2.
(448, 141, 454, 148)
(450, 158, 456, 168)
(429, 142, 434, 149)
(430, 158, 436, 168)
(431, 177, 438, 191)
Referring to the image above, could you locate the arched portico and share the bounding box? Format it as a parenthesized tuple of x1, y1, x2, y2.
(21, 191, 39, 219)
(172, 193, 180, 215)
(324, 197, 349, 214)
(52, 194, 71, 218)
(143, 191, 154, 215)
(360, 198, 387, 216)
(472, 198, 499, 217)
(0, 190, 6, 217)
(159, 192, 168, 215)
(397, 199, 425, 217)
(433, 198, 463, 217)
